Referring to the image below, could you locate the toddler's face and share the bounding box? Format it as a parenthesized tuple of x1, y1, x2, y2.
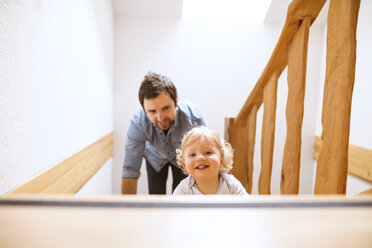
(184, 136, 221, 183)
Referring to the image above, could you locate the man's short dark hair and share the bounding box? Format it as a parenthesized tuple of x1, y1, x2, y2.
(138, 71, 178, 107)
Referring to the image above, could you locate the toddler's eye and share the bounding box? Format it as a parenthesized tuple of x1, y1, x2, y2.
(205, 151, 212, 155)
(188, 153, 196, 158)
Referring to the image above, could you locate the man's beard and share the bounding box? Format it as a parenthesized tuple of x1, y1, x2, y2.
(157, 118, 173, 130)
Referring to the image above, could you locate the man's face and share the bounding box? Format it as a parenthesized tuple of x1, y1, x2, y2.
(143, 91, 177, 131)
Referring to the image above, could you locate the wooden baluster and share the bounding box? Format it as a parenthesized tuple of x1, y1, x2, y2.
(314, 0, 361, 194)
(259, 71, 279, 194)
(281, 17, 311, 195)
(225, 117, 249, 191)
(246, 104, 259, 194)
(234, 0, 326, 126)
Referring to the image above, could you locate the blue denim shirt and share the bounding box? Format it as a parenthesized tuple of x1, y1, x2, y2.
(122, 100, 207, 178)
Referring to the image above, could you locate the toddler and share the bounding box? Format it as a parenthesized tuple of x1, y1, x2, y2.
(173, 126, 248, 195)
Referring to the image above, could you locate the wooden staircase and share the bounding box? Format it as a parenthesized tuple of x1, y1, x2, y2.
(225, 0, 362, 195)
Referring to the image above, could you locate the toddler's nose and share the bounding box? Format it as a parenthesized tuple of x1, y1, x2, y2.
(196, 153, 205, 161)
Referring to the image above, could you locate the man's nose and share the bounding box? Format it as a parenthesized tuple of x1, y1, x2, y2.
(156, 112, 164, 121)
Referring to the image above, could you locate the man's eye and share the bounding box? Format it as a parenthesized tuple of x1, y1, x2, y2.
(163, 106, 169, 111)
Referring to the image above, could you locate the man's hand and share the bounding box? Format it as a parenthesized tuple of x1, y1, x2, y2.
(121, 178, 138, 194)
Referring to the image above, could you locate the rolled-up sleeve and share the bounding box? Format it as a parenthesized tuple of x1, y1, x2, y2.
(122, 121, 146, 178)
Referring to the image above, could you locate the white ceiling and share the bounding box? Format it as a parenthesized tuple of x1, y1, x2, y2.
(113, 0, 183, 19)
(113, 0, 328, 26)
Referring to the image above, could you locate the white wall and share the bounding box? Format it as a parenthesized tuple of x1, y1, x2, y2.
(113, 15, 325, 194)
(315, 0, 372, 195)
(0, 0, 114, 195)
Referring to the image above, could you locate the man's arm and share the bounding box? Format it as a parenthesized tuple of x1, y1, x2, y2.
(121, 178, 138, 194)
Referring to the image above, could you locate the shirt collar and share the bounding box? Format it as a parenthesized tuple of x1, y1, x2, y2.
(173, 105, 181, 128)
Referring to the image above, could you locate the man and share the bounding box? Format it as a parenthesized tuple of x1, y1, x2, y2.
(122, 72, 207, 194)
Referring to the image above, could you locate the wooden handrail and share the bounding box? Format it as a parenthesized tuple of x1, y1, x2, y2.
(6, 133, 113, 194)
(235, 0, 326, 126)
(313, 136, 372, 183)
(357, 188, 372, 196)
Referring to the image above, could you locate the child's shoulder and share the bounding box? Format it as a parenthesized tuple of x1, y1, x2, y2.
(222, 173, 238, 181)
(173, 175, 194, 195)
(221, 173, 248, 195)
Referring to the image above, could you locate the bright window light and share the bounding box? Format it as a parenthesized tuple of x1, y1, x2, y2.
(182, 0, 271, 24)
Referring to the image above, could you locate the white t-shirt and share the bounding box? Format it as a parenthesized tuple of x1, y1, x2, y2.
(173, 173, 248, 195)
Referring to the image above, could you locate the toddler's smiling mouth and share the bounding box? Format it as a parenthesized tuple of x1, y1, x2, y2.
(195, 165, 209, 169)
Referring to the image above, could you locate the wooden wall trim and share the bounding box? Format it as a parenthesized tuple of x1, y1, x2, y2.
(313, 136, 372, 183)
(7, 132, 113, 195)
(357, 188, 372, 196)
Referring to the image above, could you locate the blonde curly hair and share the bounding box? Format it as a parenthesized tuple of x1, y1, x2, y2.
(176, 126, 234, 175)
